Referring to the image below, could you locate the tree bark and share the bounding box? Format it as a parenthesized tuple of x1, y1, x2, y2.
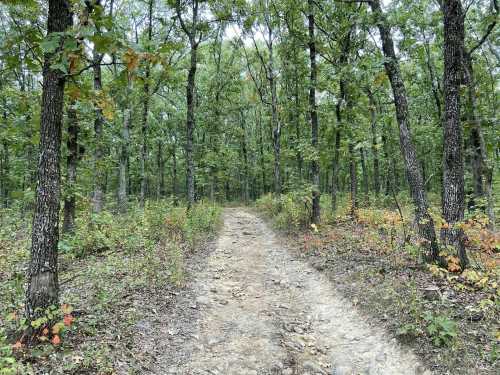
(140, 0, 154, 207)
(62, 102, 78, 233)
(441, 0, 468, 268)
(118, 82, 131, 212)
(26, 0, 72, 330)
(360, 147, 369, 203)
(308, 0, 320, 224)
(186, 40, 197, 209)
(172, 141, 178, 206)
(89, 0, 105, 214)
(366, 89, 380, 197)
(349, 141, 357, 217)
(369, 0, 440, 262)
(331, 128, 341, 213)
(0, 137, 9, 208)
(463, 51, 495, 229)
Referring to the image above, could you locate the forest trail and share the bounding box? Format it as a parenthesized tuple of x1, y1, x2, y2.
(136, 209, 431, 375)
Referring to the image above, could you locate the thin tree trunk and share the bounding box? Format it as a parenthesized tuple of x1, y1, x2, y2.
(172, 143, 178, 206)
(370, 0, 440, 262)
(258, 108, 266, 195)
(349, 141, 357, 217)
(62, 102, 78, 233)
(367, 89, 380, 197)
(294, 62, 303, 180)
(360, 147, 369, 203)
(140, 0, 154, 207)
(331, 129, 341, 212)
(25, 0, 72, 331)
(157, 140, 165, 198)
(1, 137, 8, 208)
(441, 0, 468, 268)
(89, 0, 105, 214)
(464, 51, 495, 229)
(308, 0, 320, 223)
(118, 86, 131, 212)
(185, 41, 197, 208)
(240, 111, 249, 203)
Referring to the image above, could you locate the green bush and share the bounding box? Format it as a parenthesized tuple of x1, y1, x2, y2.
(424, 312, 458, 347)
(256, 189, 313, 230)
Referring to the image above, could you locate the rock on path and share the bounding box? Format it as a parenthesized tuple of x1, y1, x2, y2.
(133, 208, 430, 375)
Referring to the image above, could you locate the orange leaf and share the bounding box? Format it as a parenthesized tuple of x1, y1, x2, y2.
(51, 335, 61, 345)
(12, 341, 23, 350)
(42, 327, 49, 335)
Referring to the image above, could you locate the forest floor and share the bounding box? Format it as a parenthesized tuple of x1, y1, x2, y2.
(120, 208, 431, 375)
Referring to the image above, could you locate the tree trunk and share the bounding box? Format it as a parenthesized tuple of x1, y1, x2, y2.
(90, 0, 105, 214)
(308, 0, 320, 223)
(294, 70, 303, 180)
(140, 0, 154, 207)
(360, 147, 369, 203)
(172, 143, 178, 205)
(370, 0, 440, 262)
(186, 40, 197, 209)
(331, 129, 341, 213)
(441, 0, 468, 268)
(62, 102, 78, 234)
(26, 0, 72, 330)
(349, 141, 357, 217)
(367, 89, 380, 197)
(464, 51, 495, 229)
(157, 140, 165, 198)
(0, 138, 9, 208)
(118, 89, 131, 212)
(240, 112, 249, 203)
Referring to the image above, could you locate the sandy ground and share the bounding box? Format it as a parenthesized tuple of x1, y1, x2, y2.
(124, 208, 431, 375)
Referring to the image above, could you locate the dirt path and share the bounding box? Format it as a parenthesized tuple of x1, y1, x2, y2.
(136, 208, 430, 375)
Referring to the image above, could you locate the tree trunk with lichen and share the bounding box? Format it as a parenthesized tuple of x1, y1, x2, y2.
(25, 0, 73, 333)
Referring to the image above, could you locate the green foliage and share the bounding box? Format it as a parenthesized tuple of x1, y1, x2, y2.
(256, 189, 314, 230)
(424, 312, 458, 347)
(0, 328, 22, 375)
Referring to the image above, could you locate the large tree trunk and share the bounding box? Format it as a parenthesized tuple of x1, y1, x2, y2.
(62, 102, 78, 233)
(369, 0, 440, 262)
(25, 0, 72, 331)
(441, 0, 468, 268)
(308, 0, 320, 223)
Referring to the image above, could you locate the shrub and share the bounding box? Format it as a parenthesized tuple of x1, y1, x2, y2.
(257, 190, 313, 230)
(424, 312, 458, 347)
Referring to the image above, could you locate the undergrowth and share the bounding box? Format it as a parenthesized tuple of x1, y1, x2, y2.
(256, 189, 499, 373)
(0, 200, 220, 374)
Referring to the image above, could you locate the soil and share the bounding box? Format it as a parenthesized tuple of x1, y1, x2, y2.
(121, 208, 430, 375)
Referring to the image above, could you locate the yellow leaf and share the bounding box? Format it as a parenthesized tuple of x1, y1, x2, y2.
(123, 48, 140, 72)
